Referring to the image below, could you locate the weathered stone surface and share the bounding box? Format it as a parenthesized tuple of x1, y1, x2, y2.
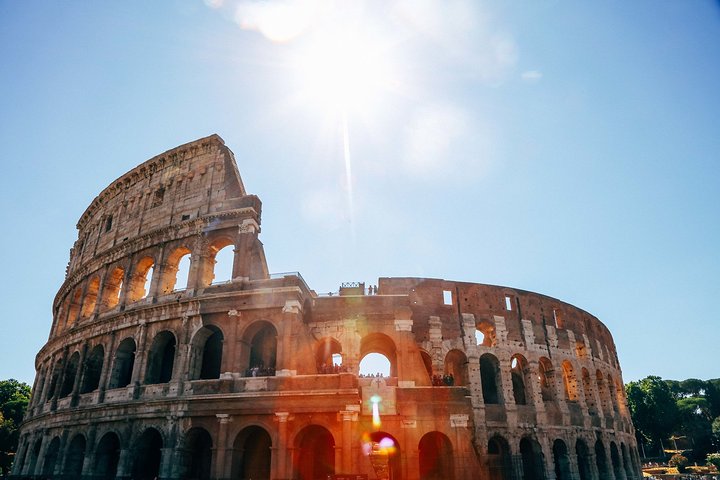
(14, 135, 641, 480)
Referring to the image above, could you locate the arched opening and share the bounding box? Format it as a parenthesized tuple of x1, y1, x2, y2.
(109, 337, 136, 389)
(81, 276, 100, 317)
(594, 439, 609, 478)
(444, 349, 468, 386)
(610, 442, 623, 479)
(419, 431, 454, 480)
(475, 319, 496, 346)
(243, 322, 277, 376)
(60, 351, 80, 397)
(80, 344, 104, 393)
(315, 337, 343, 373)
(94, 432, 121, 480)
(145, 331, 176, 384)
(562, 360, 578, 401)
(360, 333, 398, 377)
(179, 427, 213, 480)
(63, 434, 86, 477)
(359, 353, 391, 378)
(552, 439, 571, 480)
(103, 266, 124, 310)
(487, 436, 512, 480)
(575, 439, 592, 480)
(132, 428, 163, 480)
(232, 425, 272, 480)
(27, 438, 41, 475)
(369, 431, 401, 480)
(212, 244, 234, 284)
(511, 354, 529, 405)
(538, 357, 555, 401)
(189, 325, 224, 380)
(66, 288, 82, 329)
(621, 442, 634, 479)
(47, 359, 63, 402)
(294, 425, 335, 480)
(519, 437, 546, 480)
(596, 370, 610, 415)
(128, 256, 155, 302)
(607, 374, 619, 413)
(160, 247, 192, 294)
(480, 353, 502, 404)
(42, 437, 60, 477)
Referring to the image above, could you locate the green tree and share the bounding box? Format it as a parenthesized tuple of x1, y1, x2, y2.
(626, 376, 679, 451)
(0, 379, 31, 475)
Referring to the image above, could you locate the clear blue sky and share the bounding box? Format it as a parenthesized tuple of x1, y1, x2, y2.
(1, 1, 718, 386)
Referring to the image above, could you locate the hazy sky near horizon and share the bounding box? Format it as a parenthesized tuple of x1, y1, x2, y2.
(1, 1, 718, 386)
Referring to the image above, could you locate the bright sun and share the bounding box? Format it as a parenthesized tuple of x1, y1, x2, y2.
(294, 28, 394, 113)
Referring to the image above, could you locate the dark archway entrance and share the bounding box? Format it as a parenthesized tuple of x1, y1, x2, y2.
(232, 425, 272, 480)
(419, 431, 454, 480)
(294, 425, 335, 480)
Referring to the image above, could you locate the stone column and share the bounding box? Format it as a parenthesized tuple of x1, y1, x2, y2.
(97, 332, 116, 403)
(450, 414, 470, 480)
(340, 406, 359, 473)
(81, 423, 98, 477)
(70, 343, 88, 407)
(232, 218, 260, 280)
(393, 307, 414, 383)
(214, 414, 232, 479)
(278, 301, 302, 375)
(275, 412, 290, 479)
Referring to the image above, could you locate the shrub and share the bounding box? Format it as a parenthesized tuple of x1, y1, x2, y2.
(707, 452, 720, 471)
(669, 453, 689, 473)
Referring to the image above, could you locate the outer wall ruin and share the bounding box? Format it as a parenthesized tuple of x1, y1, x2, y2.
(13, 135, 641, 480)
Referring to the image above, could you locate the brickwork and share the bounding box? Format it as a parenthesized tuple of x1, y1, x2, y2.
(13, 135, 641, 480)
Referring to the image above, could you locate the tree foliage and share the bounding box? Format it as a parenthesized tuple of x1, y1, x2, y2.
(0, 379, 31, 475)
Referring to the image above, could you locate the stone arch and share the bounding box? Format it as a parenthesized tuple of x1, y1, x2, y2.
(81, 275, 100, 317)
(369, 431, 401, 480)
(610, 441, 623, 479)
(160, 246, 192, 294)
(594, 438, 609, 478)
(241, 321, 277, 375)
(199, 236, 235, 286)
(315, 337, 343, 373)
(232, 425, 272, 480)
(80, 344, 104, 393)
(480, 353, 503, 404)
(510, 354, 530, 405)
(60, 351, 81, 397)
(293, 425, 335, 480)
(145, 330, 177, 384)
(487, 435, 512, 480)
(42, 436, 61, 477)
(519, 436, 546, 480)
(109, 337, 136, 389)
(552, 439, 572, 480)
(562, 360, 579, 401)
(607, 374, 619, 413)
(178, 427, 213, 480)
(475, 317, 496, 346)
(132, 427, 164, 480)
(621, 442, 633, 479)
(596, 370, 610, 414)
(360, 332, 398, 377)
(420, 349, 433, 382)
(94, 431, 121, 480)
(65, 287, 82, 329)
(63, 433, 86, 477)
(127, 256, 155, 302)
(444, 349, 468, 386)
(47, 358, 63, 402)
(538, 357, 555, 401)
(575, 439, 592, 480)
(189, 325, 224, 380)
(26, 437, 42, 476)
(419, 431, 454, 480)
(102, 265, 125, 310)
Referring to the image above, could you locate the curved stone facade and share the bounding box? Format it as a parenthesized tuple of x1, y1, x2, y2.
(13, 135, 641, 480)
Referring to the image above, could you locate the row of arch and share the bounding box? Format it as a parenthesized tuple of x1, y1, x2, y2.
(487, 434, 640, 480)
(16, 424, 457, 480)
(477, 353, 628, 416)
(54, 239, 236, 335)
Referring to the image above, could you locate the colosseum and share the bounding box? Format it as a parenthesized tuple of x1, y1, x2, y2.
(13, 135, 640, 480)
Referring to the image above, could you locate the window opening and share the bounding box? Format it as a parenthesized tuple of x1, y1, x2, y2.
(505, 295, 512, 310)
(359, 353, 390, 378)
(443, 290, 452, 305)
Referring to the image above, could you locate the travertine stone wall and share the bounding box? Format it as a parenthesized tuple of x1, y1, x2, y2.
(14, 136, 641, 480)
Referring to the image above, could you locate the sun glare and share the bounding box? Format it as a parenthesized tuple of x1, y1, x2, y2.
(294, 28, 394, 113)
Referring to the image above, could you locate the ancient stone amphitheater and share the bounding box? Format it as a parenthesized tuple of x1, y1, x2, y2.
(13, 135, 640, 480)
